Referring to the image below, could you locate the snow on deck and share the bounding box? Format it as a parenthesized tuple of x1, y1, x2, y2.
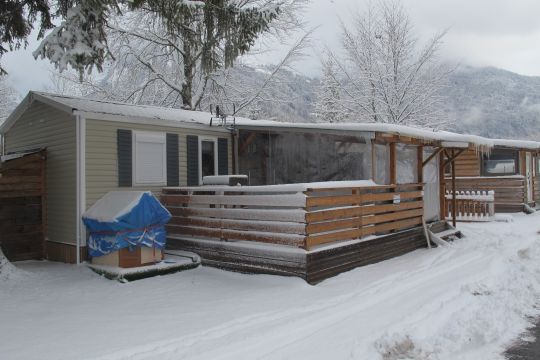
(2, 212, 540, 360)
(164, 180, 381, 193)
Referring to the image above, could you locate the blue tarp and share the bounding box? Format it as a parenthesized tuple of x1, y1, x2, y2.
(82, 191, 171, 257)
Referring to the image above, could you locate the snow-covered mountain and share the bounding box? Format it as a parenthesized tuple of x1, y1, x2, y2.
(242, 64, 540, 140)
(442, 66, 540, 140)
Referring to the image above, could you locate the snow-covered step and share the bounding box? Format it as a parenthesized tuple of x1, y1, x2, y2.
(434, 228, 462, 239)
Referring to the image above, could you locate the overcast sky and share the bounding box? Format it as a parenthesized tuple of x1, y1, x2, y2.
(4, 0, 540, 95)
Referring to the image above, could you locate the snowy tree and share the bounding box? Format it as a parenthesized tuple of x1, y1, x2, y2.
(314, 57, 347, 123)
(48, 1, 309, 112)
(0, 76, 20, 123)
(1, 0, 289, 82)
(332, 0, 450, 128)
(33, 0, 294, 109)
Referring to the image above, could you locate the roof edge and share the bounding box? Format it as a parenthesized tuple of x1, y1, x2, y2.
(0, 91, 75, 134)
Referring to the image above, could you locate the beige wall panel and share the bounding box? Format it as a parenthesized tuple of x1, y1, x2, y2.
(4, 102, 77, 246)
(85, 119, 232, 208)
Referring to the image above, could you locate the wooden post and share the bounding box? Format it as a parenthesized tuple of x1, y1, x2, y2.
(390, 142, 397, 185)
(371, 142, 376, 180)
(533, 153, 537, 205)
(231, 130, 238, 175)
(417, 145, 424, 184)
(451, 149, 457, 227)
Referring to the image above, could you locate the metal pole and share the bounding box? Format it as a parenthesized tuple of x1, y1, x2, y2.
(451, 149, 457, 227)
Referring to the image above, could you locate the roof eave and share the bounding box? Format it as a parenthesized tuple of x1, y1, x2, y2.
(0, 91, 76, 134)
(75, 110, 231, 133)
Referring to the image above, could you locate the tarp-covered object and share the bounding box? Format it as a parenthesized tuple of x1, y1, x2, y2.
(82, 191, 171, 257)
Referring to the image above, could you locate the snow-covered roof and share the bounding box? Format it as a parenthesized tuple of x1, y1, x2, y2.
(2, 91, 539, 151)
(0, 91, 229, 134)
(491, 139, 540, 150)
(233, 118, 498, 149)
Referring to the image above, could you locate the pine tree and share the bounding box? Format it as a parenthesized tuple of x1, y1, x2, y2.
(46, 1, 308, 111)
(314, 58, 347, 123)
(1, 0, 282, 93)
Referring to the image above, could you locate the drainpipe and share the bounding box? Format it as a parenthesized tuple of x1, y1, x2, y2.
(75, 114, 86, 264)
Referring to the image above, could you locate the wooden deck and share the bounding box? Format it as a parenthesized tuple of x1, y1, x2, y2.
(444, 176, 526, 213)
(162, 182, 432, 283)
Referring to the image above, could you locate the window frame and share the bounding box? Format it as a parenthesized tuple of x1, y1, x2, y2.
(198, 136, 219, 184)
(131, 130, 167, 186)
(481, 148, 520, 177)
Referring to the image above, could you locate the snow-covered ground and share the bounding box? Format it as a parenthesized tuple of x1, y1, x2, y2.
(2, 213, 540, 360)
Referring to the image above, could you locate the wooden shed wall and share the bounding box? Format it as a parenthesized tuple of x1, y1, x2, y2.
(84, 119, 233, 208)
(0, 151, 46, 261)
(3, 102, 77, 253)
(453, 149, 480, 177)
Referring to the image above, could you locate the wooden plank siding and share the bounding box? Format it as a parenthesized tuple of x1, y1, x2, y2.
(3, 102, 77, 254)
(0, 151, 46, 261)
(85, 119, 233, 208)
(166, 220, 444, 284)
(444, 176, 526, 212)
(452, 149, 481, 177)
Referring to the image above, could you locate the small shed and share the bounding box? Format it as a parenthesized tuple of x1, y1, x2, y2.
(82, 191, 171, 268)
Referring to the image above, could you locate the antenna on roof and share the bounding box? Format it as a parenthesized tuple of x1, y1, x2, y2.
(209, 103, 237, 129)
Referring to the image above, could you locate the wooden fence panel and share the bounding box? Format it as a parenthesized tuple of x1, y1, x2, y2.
(445, 176, 526, 212)
(445, 190, 495, 222)
(0, 150, 46, 261)
(162, 183, 425, 251)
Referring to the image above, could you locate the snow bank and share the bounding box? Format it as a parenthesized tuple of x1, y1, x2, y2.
(0, 249, 24, 282)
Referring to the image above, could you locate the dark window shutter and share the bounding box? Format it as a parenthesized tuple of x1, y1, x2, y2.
(186, 135, 199, 186)
(117, 129, 132, 187)
(218, 138, 229, 175)
(166, 133, 179, 186)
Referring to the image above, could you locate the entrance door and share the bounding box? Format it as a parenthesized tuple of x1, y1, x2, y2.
(526, 153, 533, 203)
(423, 148, 440, 221)
(199, 138, 218, 184)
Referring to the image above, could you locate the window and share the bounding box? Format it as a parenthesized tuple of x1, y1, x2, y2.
(396, 144, 418, 184)
(482, 149, 519, 176)
(199, 137, 218, 183)
(132, 131, 167, 185)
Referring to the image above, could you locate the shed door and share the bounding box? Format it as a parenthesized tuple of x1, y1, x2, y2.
(423, 148, 440, 222)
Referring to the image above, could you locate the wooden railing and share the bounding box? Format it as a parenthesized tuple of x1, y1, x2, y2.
(304, 184, 423, 249)
(445, 190, 495, 222)
(161, 183, 424, 251)
(445, 176, 525, 212)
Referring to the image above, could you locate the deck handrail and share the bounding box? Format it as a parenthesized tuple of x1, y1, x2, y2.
(445, 190, 495, 222)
